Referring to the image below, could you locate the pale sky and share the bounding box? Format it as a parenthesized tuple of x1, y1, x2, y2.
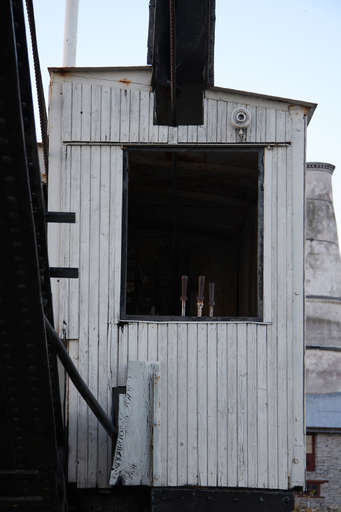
(28, 0, 341, 237)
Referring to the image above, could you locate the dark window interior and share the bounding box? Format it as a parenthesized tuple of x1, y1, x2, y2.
(306, 434, 316, 472)
(304, 480, 328, 498)
(122, 147, 262, 319)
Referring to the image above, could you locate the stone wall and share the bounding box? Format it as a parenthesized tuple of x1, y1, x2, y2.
(296, 433, 341, 511)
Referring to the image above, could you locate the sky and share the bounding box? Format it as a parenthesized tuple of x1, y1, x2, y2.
(28, 0, 341, 236)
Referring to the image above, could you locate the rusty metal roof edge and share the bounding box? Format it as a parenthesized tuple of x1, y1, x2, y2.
(48, 65, 152, 73)
(48, 66, 317, 123)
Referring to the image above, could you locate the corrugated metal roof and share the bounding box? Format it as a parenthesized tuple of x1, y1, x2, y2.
(307, 393, 341, 430)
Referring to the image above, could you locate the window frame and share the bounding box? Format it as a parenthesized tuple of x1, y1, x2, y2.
(120, 145, 264, 322)
(306, 433, 316, 472)
(304, 480, 328, 499)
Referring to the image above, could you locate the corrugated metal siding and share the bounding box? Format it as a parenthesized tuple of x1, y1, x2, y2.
(48, 74, 305, 489)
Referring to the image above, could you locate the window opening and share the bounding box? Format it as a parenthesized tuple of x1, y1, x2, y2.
(121, 147, 263, 320)
(306, 434, 316, 472)
(302, 481, 328, 499)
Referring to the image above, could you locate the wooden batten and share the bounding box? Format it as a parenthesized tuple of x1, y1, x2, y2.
(47, 67, 312, 490)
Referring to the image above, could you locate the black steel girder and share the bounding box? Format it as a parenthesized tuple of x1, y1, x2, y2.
(148, 0, 215, 126)
(0, 1, 67, 510)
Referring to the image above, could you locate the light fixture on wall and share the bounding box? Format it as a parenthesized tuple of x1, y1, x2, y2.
(231, 107, 251, 142)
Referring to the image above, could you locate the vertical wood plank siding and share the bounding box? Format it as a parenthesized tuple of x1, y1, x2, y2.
(60, 82, 293, 145)
(48, 76, 305, 489)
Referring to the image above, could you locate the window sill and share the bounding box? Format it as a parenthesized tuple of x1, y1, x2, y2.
(119, 316, 271, 325)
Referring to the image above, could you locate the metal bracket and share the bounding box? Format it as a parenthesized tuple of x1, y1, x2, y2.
(49, 267, 79, 279)
(46, 211, 76, 223)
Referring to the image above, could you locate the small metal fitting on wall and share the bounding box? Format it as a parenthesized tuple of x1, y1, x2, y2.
(231, 107, 251, 141)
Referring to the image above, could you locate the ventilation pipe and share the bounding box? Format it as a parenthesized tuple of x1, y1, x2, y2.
(62, 0, 79, 67)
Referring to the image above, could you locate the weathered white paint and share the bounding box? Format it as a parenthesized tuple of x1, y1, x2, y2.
(110, 361, 159, 486)
(47, 67, 311, 490)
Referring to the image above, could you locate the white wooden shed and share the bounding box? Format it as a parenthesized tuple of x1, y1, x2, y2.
(47, 66, 315, 491)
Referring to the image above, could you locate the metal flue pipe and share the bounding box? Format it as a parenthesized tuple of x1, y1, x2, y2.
(63, 0, 80, 66)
